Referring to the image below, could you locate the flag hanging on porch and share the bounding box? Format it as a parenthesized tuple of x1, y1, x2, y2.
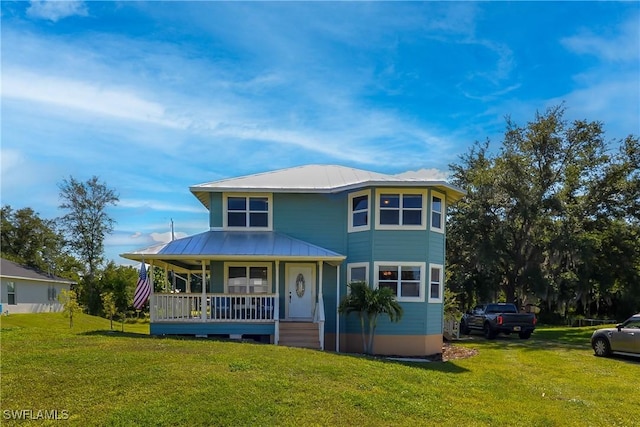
(133, 261, 151, 310)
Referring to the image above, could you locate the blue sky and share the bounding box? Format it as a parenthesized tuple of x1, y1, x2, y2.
(1, 1, 639, 265)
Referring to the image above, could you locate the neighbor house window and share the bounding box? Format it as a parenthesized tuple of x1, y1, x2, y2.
(347, 262, 369, 294)
(428, 264, 444, 303)
(223, 194, 272, 230)
(7, 281, 16, 305)
(430, 191, 445, 233)
(225, 263, 271, 294)
(348, 190, 370, 232)
(375, 189, 427, 230)
(48, 286, 57, 302)
(374, 262, 425, 302)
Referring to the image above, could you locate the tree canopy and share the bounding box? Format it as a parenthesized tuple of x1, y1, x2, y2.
(447, 106, 639, 321)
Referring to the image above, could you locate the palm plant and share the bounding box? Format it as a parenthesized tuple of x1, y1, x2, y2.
(338, 282, 403, 355)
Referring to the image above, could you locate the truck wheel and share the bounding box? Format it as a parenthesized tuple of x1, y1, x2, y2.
(592, 337, 611, 357)
(518, 331, 532, 339)
(483, 323, 496, 340)
(460, 320, 471, 335)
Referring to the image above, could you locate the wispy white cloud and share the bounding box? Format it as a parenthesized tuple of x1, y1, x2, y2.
(26, 0, 88, 22)
(117, 199, 206, 214)
(561, 15, 640, 62)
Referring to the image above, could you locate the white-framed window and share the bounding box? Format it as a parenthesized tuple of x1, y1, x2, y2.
(430, 191, 445, 233)
(375, 189, 427, 230)
(348, 190, 370, 232)
(223, 194, 272, 230)
(7, 281, 16, 305)
(374, 262, 425, 302)
(428, 263, 444, 303)
(224, 262, 271, 294)
(347, 262, 369, 294)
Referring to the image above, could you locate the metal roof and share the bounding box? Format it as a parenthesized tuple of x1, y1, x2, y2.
(190, 164, 466, 209)
(0, 258, 76, 285)
(120, 231, 346, 271)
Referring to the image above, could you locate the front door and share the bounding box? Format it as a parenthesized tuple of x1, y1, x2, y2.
(287, 264, 315, 320)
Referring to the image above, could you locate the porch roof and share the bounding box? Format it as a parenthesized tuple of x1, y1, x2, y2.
(120, 230, 346, 271)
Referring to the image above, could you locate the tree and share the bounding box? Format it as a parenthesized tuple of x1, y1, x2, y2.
(338, 282, 403, 355)
(447, 105, 640, 321)
(98, 262, 138, 314)
(58, 289, 82, 328)
(101, 292, 117, 330)
(58, 176, 119, 314)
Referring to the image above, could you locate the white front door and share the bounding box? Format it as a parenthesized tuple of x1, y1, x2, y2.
(287, 264, 315, 319)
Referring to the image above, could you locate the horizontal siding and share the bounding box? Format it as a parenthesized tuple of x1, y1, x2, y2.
(347, 231, 371, 261)
(273, 193, 347, 253)
(150, 322, 275, 336)
(372, 230, 429, 262)
(209, 193, 223, 228)
(429, 232, 445, 265)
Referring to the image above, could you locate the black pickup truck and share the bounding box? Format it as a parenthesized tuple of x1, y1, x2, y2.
(460, 303, 537, 339)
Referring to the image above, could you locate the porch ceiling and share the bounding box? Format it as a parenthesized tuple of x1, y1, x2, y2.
(120, 230, 346, 272)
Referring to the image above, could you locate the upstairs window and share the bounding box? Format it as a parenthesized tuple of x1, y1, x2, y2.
(348, 190, 370, 232)
(430, 192, 445, 233)
(374, 262, 425, 302)
(224, 194, 272, 230)
(376, 190, 427, 230)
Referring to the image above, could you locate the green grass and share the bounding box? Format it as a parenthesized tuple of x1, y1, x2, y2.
(1, 314, 638, 426)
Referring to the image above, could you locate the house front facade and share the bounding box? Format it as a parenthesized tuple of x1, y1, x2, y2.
(121, 165, 464, 356)
(0, 258, 74, 314)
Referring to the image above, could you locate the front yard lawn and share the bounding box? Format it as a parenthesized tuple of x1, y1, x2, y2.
(1, 314, 637, 426)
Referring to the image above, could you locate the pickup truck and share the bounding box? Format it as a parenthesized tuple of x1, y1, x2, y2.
(460, 303, 536, 339)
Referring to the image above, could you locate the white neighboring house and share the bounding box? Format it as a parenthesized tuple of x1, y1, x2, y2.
(0, 258, 75, 314)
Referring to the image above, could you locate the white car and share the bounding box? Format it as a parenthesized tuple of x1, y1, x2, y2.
(591, 313, 640, 357)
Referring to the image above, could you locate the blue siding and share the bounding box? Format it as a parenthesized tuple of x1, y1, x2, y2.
(273, 193, 346, 254)
(371, 230, 429, 261)
(150, 322, 275, 336)
(209, 193, 223, 228)
(429, 232, 445, 265)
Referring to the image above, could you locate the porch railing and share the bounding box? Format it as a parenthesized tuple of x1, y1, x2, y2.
(151, 293, 277, 323)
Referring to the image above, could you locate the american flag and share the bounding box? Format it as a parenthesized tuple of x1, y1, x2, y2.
(133, 262, 151, 310)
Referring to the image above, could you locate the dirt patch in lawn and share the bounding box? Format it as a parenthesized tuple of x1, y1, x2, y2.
(441, 342, 478, 361)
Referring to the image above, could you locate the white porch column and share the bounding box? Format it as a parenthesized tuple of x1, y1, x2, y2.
(149, 260, 155, 322)
(274, 260, 280, 345)
(201, 260, 207, 321)
(317, 261, 325, 351)
(336, 263, 340, 353)
(186, 272, 191, 293)
(164, 265, 168, 292)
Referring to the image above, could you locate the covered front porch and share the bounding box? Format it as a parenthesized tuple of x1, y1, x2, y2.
(121, 231, 345, 350)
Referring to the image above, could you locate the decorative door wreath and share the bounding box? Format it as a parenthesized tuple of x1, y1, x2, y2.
(295, 273, 306, 297)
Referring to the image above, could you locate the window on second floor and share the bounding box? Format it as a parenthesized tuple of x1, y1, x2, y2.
(348, 190, 370, 232)
(375, 189, 427, 230)
(430, 191, 445, 233)
(223, 194, 272, 230)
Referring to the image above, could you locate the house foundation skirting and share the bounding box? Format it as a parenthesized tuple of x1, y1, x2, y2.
(339, 333, 442, 357)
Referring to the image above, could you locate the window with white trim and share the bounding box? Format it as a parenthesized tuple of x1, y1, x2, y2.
(223, 194, 272, 230)
(348, 190, 370, 232)
(347, 262, 369, 294)
(430, 191, 445, 233)
(7, 281, 16, 305)
(375, 189, 427, 230)
(374, 262, 425, 302)
(428, 264, 444, 303)
(225, 263, 271, 294)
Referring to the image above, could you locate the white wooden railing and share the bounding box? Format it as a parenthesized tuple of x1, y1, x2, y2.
(151, 293, 277, 323)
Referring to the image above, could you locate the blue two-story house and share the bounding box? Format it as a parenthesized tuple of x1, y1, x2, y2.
(121, 165, 464, 356)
